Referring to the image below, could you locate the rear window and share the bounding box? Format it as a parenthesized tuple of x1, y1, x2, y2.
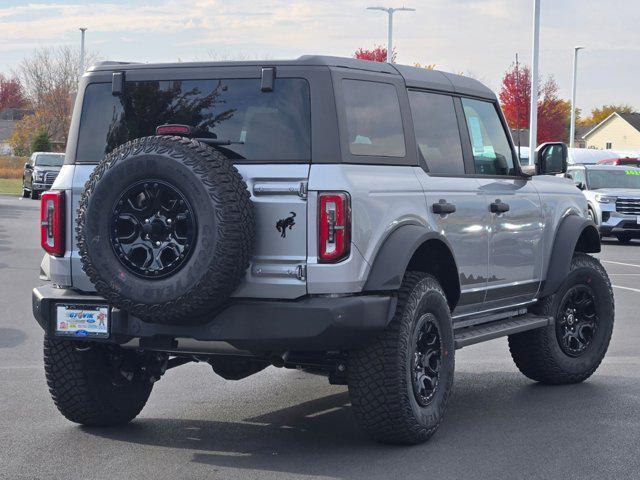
(75, 78, 311, 163)
(342, 79, 405, 157)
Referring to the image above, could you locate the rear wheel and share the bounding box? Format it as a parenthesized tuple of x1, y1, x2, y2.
(508, 253, 613, 384)
(616, 232, 633, 244)
(348, 272, 454, 444)
(44, 337, 155, 426)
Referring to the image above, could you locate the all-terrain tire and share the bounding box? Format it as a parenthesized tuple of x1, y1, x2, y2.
(348, 272, 455, 445)
(508, 253, 614, 384)
(44, 337, 153, 426)
(76, 136, 255, 324)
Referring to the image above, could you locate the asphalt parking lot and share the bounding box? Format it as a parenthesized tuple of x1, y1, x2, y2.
(1, 193, 639, 480)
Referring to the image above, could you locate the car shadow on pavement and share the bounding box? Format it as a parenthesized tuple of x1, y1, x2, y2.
(83, 370, 638, 479)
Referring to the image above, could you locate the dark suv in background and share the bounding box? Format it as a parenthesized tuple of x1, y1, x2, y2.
(22, 152, 65, 199)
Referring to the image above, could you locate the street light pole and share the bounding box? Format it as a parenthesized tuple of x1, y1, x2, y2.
(569, 46, 585, 148)
(529, 0, 540, 153)
(79, 27, 87, 75)
(366, 6, 416, 63)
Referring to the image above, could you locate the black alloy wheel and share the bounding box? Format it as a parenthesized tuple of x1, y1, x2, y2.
(110, 180, 197, 279)
(556, 285, 598, 357)
(412, 314, 442, 406)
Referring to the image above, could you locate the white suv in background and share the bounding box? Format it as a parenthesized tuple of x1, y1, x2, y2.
(566, 164, 640, 243)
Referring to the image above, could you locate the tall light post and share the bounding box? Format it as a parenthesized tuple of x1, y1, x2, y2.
(79, 27, 87, 75)
(569, 46, 585, 148)
(366, 6, 415, 63)
(529, 0, 540, 153)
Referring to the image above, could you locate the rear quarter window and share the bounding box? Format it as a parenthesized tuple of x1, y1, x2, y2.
(342, 79, 406, 158)
(75, 78, 311, 163)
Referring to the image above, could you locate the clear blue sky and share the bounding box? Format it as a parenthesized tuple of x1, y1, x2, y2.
(0, 0, 638, 114)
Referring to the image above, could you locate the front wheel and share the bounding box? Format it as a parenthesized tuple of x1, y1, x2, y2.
(508, 253, 614, 384)
(44, 337, 155, 426)
(21, 182, 29, 198)
(348, 272, 455, 444)
(616, 233, 633, 244)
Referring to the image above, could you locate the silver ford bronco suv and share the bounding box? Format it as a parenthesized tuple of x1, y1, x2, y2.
(33, 56, 613, 445)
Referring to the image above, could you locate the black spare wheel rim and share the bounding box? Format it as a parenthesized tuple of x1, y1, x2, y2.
(556, 284, 598, 357)
(110, 180, 197, 279)
(412, 313, 442, 407)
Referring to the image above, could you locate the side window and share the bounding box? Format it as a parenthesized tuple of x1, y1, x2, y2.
(571, 169, 585, 186)
(408, 91, 464, 174)
(461, 98, 516, 176)
(342, 79, 406, 157)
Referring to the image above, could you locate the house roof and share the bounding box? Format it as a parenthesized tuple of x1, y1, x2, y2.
(583, 111, 640, 139)
(575, 124, 593, 139)
(619, 112, 640, 132)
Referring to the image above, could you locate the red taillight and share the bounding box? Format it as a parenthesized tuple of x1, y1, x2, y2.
(155, 124, 192, 136)
(318, 192, 351, 263)
(40, 191, 65, 256)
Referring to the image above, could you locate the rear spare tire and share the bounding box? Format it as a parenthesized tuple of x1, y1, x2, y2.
(77, 136, 255, 324)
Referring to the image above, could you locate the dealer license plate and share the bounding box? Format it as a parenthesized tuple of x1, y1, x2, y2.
(55, 305, 109, 338)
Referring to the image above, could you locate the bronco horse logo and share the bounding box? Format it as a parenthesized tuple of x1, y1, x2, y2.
(276, 212, 296, 238)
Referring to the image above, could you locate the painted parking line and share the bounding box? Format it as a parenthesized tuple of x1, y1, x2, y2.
(613, 285, 640, 294)
(602, 260, 640, 269)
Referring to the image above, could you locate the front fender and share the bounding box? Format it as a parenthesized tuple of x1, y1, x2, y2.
(540, 214, 600, 297)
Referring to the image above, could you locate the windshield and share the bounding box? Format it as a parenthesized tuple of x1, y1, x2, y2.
(75, 78, 311, 164)
(34, 153, 64, 167)
(587, 169, 640, 190)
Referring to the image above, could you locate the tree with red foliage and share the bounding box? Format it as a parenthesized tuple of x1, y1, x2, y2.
(0, 74, 26, 111)
(354, 45, 396, 63)
(499, 63, 570, 145)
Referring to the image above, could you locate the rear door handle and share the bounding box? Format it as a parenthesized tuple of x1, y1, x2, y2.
(490, 200, 510, 214)
(432, 200, 456, 215)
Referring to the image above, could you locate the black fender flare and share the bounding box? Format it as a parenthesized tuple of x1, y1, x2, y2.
(363, 225, 460, 295)
(540, 214, 601, 297)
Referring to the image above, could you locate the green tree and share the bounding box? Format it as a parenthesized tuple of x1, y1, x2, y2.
(31, 128, 52, 152)
(579, 104, 635, 126)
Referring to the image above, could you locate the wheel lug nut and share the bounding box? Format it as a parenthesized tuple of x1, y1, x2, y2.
(155, 241, 161, 246)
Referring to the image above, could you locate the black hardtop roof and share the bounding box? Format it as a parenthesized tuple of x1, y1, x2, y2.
(87, 55, 496, 100)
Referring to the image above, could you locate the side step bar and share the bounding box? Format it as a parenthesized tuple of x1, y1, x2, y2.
(454, 314, 552, 349)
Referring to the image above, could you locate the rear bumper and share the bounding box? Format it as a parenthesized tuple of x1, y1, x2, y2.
(32, 285, 395, 353)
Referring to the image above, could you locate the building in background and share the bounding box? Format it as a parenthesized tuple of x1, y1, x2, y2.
(583, 112, 640, 151)
(0, 108, 32, 155)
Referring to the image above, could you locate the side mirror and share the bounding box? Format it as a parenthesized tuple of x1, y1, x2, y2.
(565, 173, 573, 179)
(24, 163, 33, 169)
(576, 181, 586, 190)
(535, 142, 568, 175)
